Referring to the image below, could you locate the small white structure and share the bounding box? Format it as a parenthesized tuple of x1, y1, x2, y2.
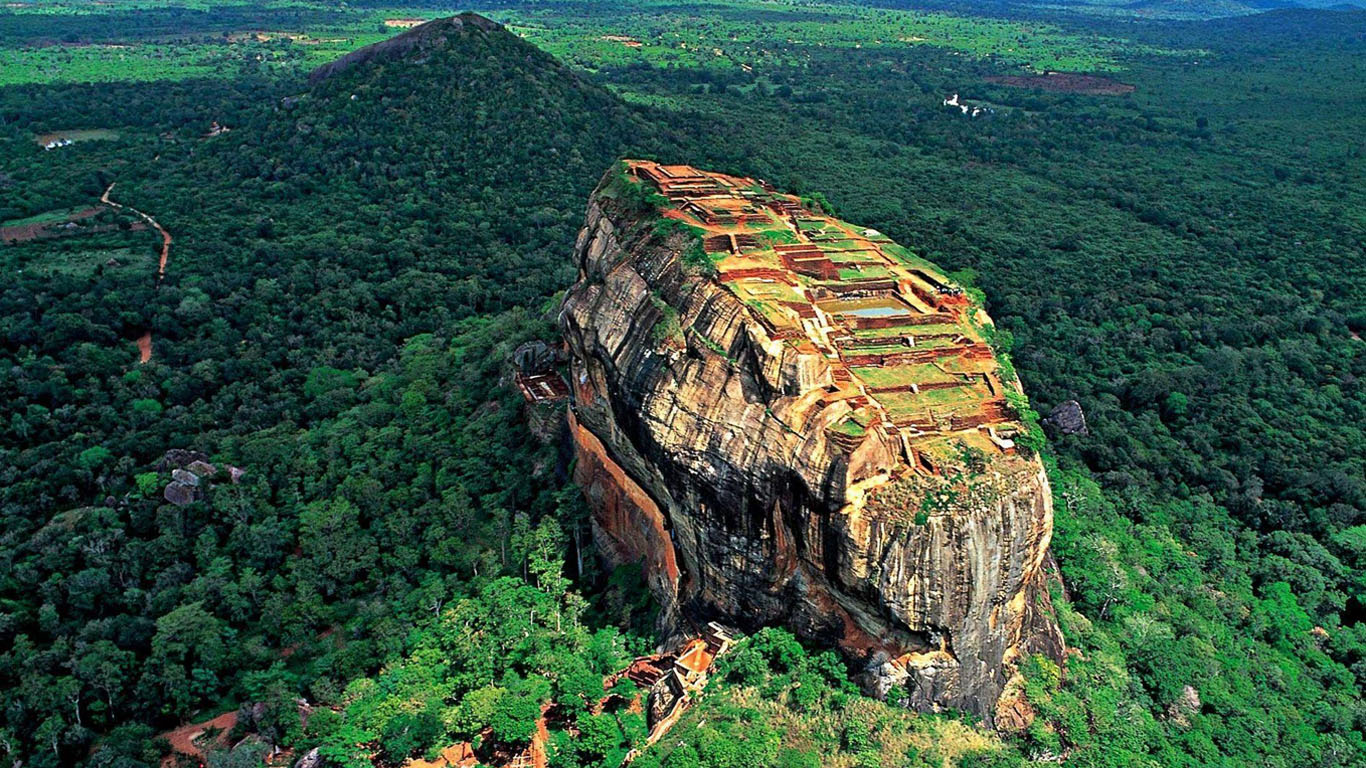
(943, 93, 991, 119)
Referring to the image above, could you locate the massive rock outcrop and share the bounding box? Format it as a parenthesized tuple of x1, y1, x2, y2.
(561, 161, 1063, 724)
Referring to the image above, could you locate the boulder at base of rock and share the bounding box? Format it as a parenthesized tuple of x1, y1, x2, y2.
(513, 339, 559, 375)
(1044, 399, 1088, 435)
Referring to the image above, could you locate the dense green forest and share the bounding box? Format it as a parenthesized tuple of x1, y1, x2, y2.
(1, 2, 1365, 767)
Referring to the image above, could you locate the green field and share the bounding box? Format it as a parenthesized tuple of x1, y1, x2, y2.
(0, 0, 1199, 86)
(1, 206, 84, 227)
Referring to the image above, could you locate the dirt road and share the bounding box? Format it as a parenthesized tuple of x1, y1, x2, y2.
(101, 183, 170, 362)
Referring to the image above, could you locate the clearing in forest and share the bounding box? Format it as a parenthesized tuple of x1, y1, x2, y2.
(33, 128, 120, 145)
(985, 72, 1135, 95)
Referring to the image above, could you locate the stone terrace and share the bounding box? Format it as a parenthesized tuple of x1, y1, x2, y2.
(629, 160, 1023, 476)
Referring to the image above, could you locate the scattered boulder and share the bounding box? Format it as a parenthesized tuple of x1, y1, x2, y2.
(159, 450, 240, 504)
(164, 481, 199, 507)
(861, 651, 910, 703)
(294, 748, 322, 768)
(1044, 399, 1088, 436)
(157, 448, 209, 471)
(186, 460, 217, 477)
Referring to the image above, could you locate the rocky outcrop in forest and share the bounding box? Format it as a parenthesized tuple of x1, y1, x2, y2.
(561, 162, 1063, 725)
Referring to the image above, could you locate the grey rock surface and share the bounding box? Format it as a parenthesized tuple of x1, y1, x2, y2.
(1044, 399, 1088, 435)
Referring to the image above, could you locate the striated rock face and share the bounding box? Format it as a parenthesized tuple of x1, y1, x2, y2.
(561, 162, 1063, 724)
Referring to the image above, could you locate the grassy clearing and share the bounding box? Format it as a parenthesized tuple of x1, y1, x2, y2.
(852, 363, 956, 389)
(0, 34, 392, 85)
(876, 385, 979, 414)
(838, 265, 893, 280)
(6, 245, 152, 278)
(33, 128, 120, 145)
(1, 207, 86, 227)
(755, 227, 799, 246)
(832, 417, 866, 437)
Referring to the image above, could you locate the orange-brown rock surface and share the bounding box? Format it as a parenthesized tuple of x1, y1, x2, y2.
(560, 162, 1063, 724)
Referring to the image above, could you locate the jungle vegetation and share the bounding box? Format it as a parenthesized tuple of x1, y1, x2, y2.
(0, 2, 1364, 767)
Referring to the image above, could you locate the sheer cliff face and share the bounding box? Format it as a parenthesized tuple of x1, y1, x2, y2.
(561, 163, 1063, 724)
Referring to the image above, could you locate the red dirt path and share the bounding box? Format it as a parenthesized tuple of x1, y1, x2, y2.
(101, 183, 171, 364)
(101, 183, 171, 279)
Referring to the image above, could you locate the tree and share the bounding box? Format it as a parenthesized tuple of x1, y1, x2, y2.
(663, 744, 701, 768)
(488, 689, 540, 747)
(572, 712, 622, 765)
(141, 602, 227, 717)
(73, 641, 135, 723)
(552, 657, 602, 718)
(379, 706, 443, 765)
(297, 497, 377, 596)
(241, 663, 302, 748)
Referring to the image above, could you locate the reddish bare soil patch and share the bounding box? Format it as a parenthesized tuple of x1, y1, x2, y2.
(160, 711, 237, 766)
(407, 743, 478, 768)
(985, 72, 1135, 95)
(137, 331, 152, 364)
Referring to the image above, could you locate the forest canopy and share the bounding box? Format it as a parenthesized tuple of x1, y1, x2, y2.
(0, 3, 1364, 767)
